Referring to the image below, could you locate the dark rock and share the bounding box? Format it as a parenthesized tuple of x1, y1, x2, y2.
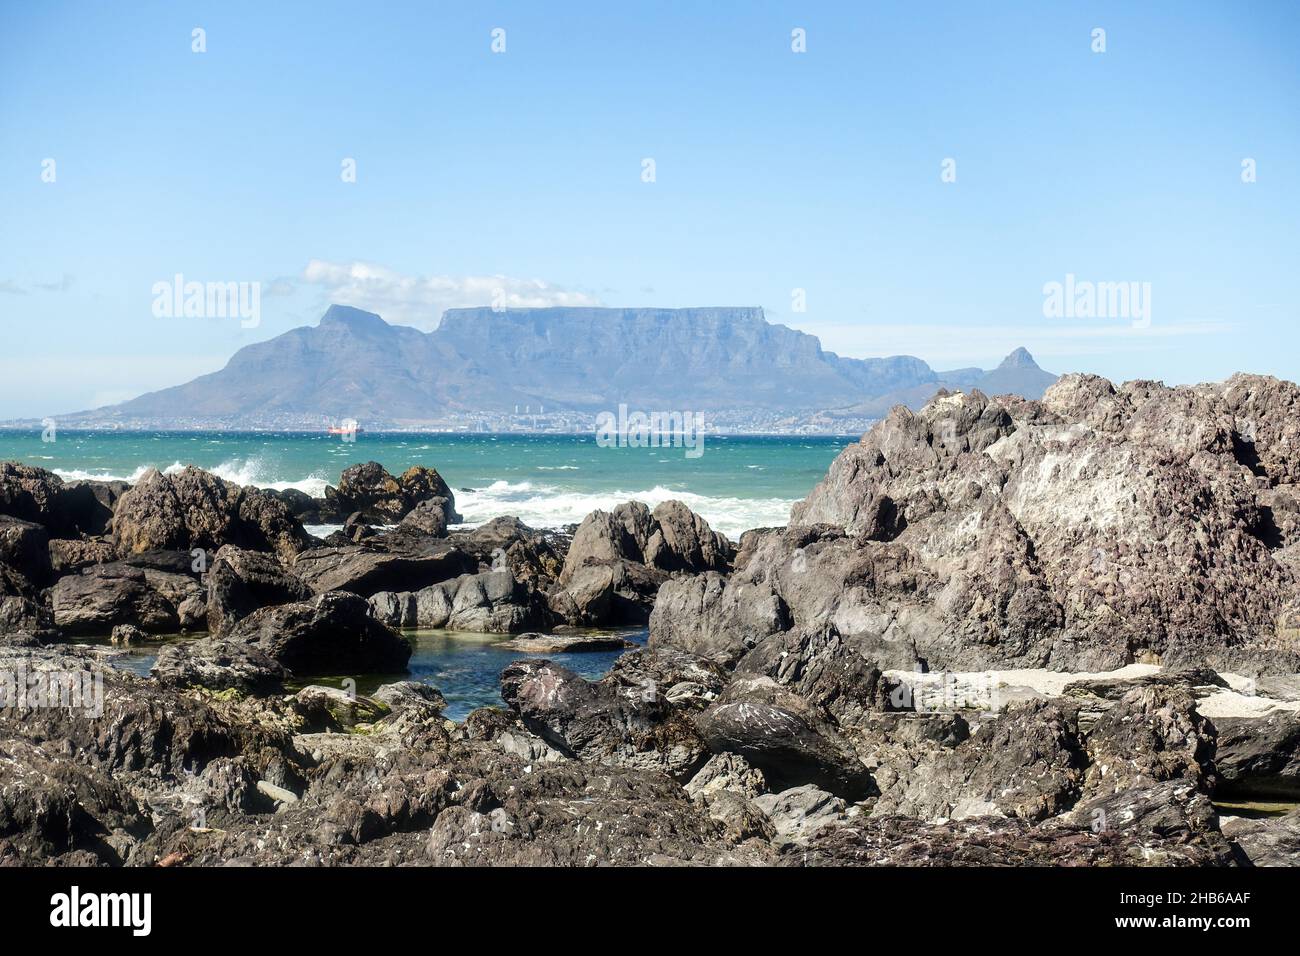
(205, 545, 312, 635)
(110, 624, 147, 646)
(397, 498, 448, 537)
(500, 657, 709, 781)
(657, 375, 1300, 674)
(369, 570, 548, 633)
(0, 516, 51, 586)
(649, 569, 788, 666)
(785, 813, 1232, 866)
(1213, 712, 1300, 798)
(1222, 809, 1300, 866)
(151, 638, 288, 694)
(110, 466, 311, 563)
(694, 677, 874, 800)
(292, 539, 476, 597)
(48, 537, 119, 576)
(549, 558, 666, 626)
(333, 462, 460, 525)
(47, 562, 188, 635)
(225, 591, 412, 675)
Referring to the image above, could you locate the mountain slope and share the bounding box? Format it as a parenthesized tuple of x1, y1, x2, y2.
(65, 305, 1056, 426)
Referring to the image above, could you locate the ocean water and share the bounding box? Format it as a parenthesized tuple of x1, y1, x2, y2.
(4, 429, 858, 715)
(0, 429, 858, 538)
(108, 626, 649, 722)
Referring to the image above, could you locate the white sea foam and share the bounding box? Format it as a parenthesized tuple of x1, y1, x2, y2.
(456, 480, 793, 538)
(54, 458, 331, 498)
(52, 463, 793, 537)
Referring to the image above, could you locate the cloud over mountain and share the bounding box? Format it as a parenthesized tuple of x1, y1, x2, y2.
(299, 259, 602, 330)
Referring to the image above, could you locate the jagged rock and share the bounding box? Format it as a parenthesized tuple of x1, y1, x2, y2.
(397, 498, 448, 537)
(694, 677, 874, 799)
(58, 479, 127, 537)
(560, 500, 731, 581)
(865, 701, 1084, 822)
(292, 685, 391, 731)
(1213, 712, 1300, 798)
(1078, 686, 1215, 797)
(110, 624, 147, 646)
(205, 545, 313, 635)
(293, 539, 476, 597)
(549, 558, 666, 626)
(785, 813, 1232, 866)
(332, 462, 461, 525)
(369, 570, 547, 633)
(48, 537, 119, 576)
(0, 562, 54, 636)
(225, 591, 412, 675)
(649, 569, 788, 665)
(0, 462, 83, 537)
(1222, 809, 1300, 866)
(0, 516, 51, 586)
(500, 657, 709, 781)
(446, 516, 566, 590)
(655, 376, 1300, 675)
(752, 785, 849, 842)
(685, 752, 769, 800)
(642, 500, 733, 573)
(47, 562, 191, 635)
(110, 466, 311, 563)
(151, 637, 288, 694)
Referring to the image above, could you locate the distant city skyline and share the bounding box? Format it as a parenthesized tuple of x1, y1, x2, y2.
(2, 1, 1297, 418)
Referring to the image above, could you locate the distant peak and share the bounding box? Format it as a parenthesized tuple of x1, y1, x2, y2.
(319, 304, 387, 329)
(998, 347, 1039, 369)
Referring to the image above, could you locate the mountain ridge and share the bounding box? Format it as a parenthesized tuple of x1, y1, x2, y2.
(52, 305, 1058, 428)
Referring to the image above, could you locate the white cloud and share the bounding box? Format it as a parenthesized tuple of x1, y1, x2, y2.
(299, 259, 602, 330)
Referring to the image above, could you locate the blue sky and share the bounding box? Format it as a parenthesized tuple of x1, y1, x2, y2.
(1, 0, 1297, 417)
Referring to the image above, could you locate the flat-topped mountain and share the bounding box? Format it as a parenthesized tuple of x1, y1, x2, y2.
(58, 305, 1056, 427)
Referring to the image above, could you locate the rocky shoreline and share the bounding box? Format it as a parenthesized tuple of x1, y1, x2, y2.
(3, 372, 1300, 866)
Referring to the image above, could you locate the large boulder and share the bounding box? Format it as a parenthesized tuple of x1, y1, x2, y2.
(151, 637, 288, 694)
(330, 462, 461, 526)
(560, 500, 731, 582)
(110, 466, 311, 563)
(205, 545, 313, 635)
(369, 570, 547, 633)
(46, 561, 203, 635)
(446, 516, 566, 591)
(548, 558, 666, 626)
(0, 516, 51, 586)
(292, 539, 476, 597)
(694, 677, 874, 800)
(500, 656, 710, 781)
(224, 591, 412, 675)
(1213, 712, 1300, 798)
(654, 376, 1300, 675)
(0, 462, 81, 537)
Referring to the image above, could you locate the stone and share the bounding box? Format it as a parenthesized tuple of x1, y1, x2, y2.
(225, 591, 412, 675)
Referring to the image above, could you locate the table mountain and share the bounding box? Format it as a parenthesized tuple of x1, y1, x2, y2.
(60, 305, 1054, 426)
